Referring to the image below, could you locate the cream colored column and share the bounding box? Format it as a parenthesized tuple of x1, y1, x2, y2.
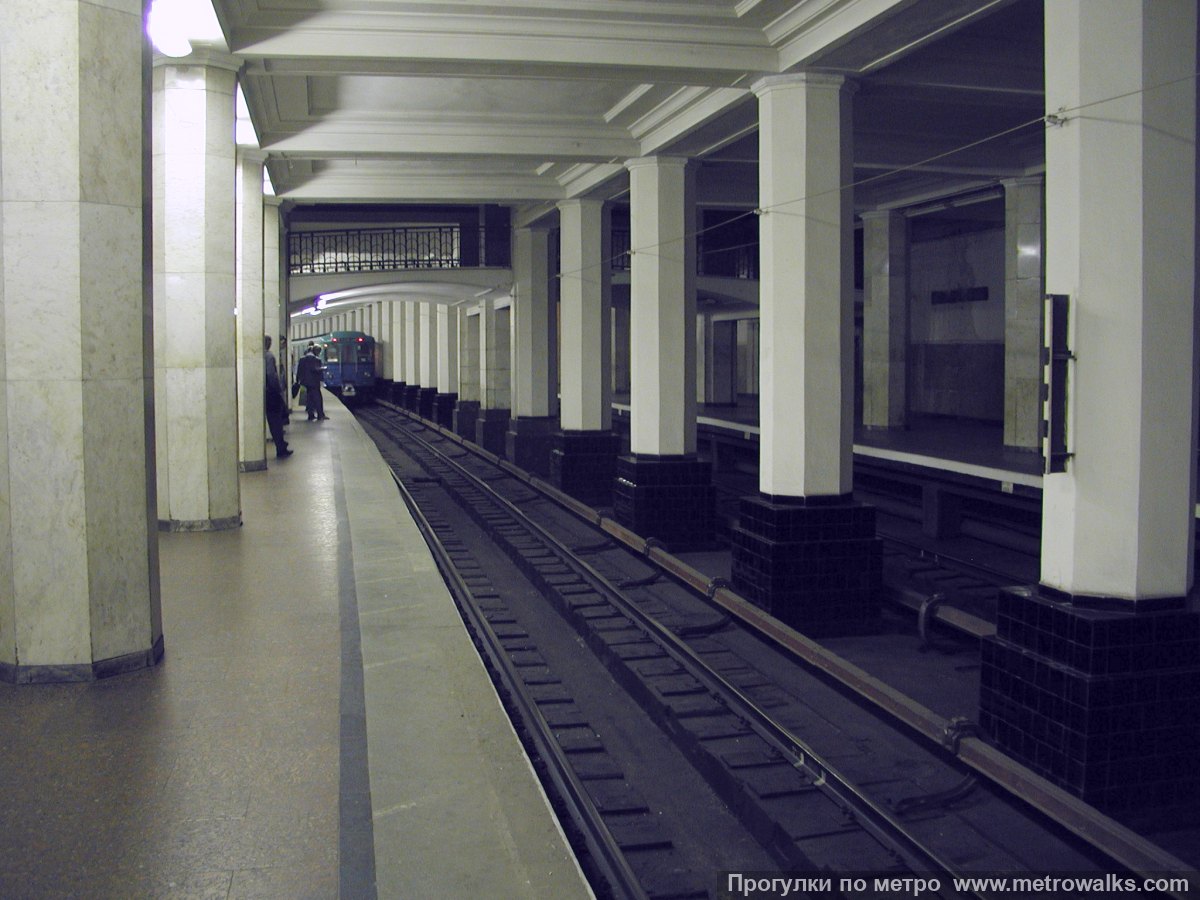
(1041, 0, 1196, 600)
(437, 304, 459, 395)
(512, 227, 552, 418)
(860, 209, 908, 430)
(459, 308, 480, 403)
(0, 0, 162, 677)
(753, 73, 855, 498)
(625, 157, 696, 454)
(1002, 176, 1044, 451)
(404, 302, 421, 386)
(235, 149, 266, 471)
(558, 201, 611, 430)
(479, 299, 511, 410)
(419, 302, 439, 387)
(153, 52, 241, 530)
(389, 300, 406, 387)
(264, 197, 283, 367)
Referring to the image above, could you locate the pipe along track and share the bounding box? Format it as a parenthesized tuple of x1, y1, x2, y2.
(358, 403, 1194, 899)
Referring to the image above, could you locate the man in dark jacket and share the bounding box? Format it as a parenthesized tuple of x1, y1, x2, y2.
(296, 346, 327, 420)
(264, 335, 291, 457)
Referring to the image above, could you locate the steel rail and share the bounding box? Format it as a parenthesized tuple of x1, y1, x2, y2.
(370, 407, 980, 897)
(383, 461, 649, 900)
(375, 402, 1196, 898)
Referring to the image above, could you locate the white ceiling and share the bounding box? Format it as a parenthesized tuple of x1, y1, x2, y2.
(201, 0, 1045, 222)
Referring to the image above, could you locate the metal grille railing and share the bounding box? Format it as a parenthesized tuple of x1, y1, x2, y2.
(289, 226, 470, 275)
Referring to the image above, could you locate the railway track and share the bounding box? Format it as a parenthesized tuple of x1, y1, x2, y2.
(356, 402, 1193, 900)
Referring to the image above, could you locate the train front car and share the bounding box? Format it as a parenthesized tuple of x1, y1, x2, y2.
(314, 331, 377, 402)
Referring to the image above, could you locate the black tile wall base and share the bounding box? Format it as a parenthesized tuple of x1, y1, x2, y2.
(505, 416, 556, 477)
(417, 387, 439, 420)
(979, 586, 1200, 823)
(549, 431, 621, 508)
(475, 408, 511, 457)
(730, 495, 881, 637)
(612, 455, 716, 551)
(434, 392, 457, 429)
(453, 400, 480, 442)
(402, 384, 422, 412)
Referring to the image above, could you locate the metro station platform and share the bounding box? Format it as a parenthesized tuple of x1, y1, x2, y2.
(0, 400, 589, 899)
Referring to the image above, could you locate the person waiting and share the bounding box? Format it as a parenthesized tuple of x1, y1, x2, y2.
(296, 346, 328, 421)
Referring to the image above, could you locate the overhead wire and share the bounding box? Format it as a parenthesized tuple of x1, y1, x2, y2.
(553, 67, 1200, 285)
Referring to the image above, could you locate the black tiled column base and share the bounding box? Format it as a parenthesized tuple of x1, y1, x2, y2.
(612, 455, 715, 551)
(453, 400, 479, 442)
(979, 587, 1200, 823)
(417, 387, 438, 420)
(475, 408, 511, 457)
(549, 431, 621, 508)
(505, 416, 556, 477)
(402, 384, 422, 412)
(730, 495, 881, 636)
(434, 392, 457, 429)
(388, 381, 406, 404)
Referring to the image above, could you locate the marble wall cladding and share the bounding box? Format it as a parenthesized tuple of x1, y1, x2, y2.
(204, 365, 240, 519)
(0, 3, 82, 202)
(83, 377, 158, 662)
(9, 379, 91, 665)
(81, 202, 143, 381)
(78, 1, 141, 207)
(4, 203, 84, 380)
(205, 272, 238, 368)
(0, 384, 14, 667)
(160, 367, 209, 521)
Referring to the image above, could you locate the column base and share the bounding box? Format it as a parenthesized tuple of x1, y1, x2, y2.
(612, 455, 715, 551)
(549, 431, 621, 507)
(389, 380, 407, 404)
(239, 459, 268, 473)
(0, 634, 165, 684)
(453, 400, 480, 442)
(402, 384, 422, 412)
(980, 587, 1200, 824)
(505, 416, 556, 477)
(158, 514, 242, 533)
(434, 393, 458, 429)
(731, 495, 881, 637)
(476, 408, 511, 457)
(417, 386, 438, 420)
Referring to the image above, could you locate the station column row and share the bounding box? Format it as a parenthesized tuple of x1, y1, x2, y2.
(0, 0, 161, 681)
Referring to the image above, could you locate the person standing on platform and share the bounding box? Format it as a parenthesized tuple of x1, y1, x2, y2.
(296, 345, 328, 421)
(264, 335, 292, 458)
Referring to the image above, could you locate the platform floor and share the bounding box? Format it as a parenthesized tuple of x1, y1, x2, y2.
(0, 400, 590, 899)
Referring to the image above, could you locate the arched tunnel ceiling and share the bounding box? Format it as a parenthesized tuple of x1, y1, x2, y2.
(210, 0, 1045, 219)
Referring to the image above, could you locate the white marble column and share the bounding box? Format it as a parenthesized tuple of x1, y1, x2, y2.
(390, 300, 406, 389)
(479, 300, 511, 411)
(459, 308, 480, 403)
(1002, 176, 1044, 451)
(753, 73, 855, 498)
(153, 52, 241, 530)
(264, 197, 284, 390)
(235, 149, 266, 471)
(511, 227, 553, 419)
(860, 209, 908, 430)
(437, 305, 459, 396)
(418, 302, 439, 388)
(625, 157, 696, 455)
(557, 201, 611, 430)
(0, 0, 162, 677)
(404, 302, 421, 386)
(1041, 0, 1196, 601)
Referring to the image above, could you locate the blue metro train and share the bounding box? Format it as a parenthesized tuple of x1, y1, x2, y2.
(303, 331, 377, 401)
